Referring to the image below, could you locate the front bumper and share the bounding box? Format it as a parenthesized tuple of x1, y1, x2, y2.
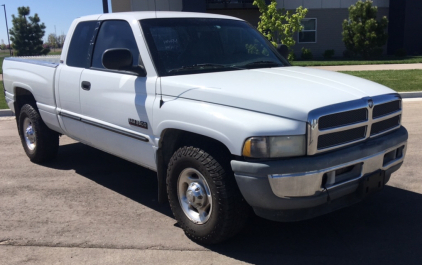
(231, 126, 408, 221)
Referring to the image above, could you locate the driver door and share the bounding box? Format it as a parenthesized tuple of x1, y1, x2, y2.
(79, 20, 157, 169)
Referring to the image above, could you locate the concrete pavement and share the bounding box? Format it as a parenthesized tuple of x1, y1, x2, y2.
(308, 63, 422, 72)
(0, 100, 421, 264)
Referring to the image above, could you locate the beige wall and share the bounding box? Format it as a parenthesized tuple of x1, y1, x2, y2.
(111, 0, 182, 12)
(132, 0, 182, 11)
(207, 9, 261, 27)
(111, 0, 131, 12)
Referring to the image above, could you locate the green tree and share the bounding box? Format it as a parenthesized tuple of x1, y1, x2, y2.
(47, 33, 57, 49)
(9, 6, 50, 56)
(57, 34, 66, 48)
(342, 0, 388, 59)
(253, 0, 308, 60)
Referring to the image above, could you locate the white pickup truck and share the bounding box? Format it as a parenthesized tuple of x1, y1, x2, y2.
(3, 12, 408, 244)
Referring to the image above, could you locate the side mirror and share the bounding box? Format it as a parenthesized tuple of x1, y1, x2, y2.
(276, 44, 289, 60)
(102, 48, 146, 76)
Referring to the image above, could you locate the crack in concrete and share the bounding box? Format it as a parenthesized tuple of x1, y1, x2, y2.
(0, 241, 211, 252)
(0, 240, 11, 245)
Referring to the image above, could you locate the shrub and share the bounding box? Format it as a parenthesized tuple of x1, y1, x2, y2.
(369, 47, 383, 58)
(323, 49, 335, 59)
(343, 50, 354, 58)
(395, 48, 407, 57)
(342, 0, 388, 59)
(289, 51, 296, 61)
(301, 47, 313, 60)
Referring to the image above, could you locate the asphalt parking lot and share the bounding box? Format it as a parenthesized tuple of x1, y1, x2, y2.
(0, 99, 421, 265)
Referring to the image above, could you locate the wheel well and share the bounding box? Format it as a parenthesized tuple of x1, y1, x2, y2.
(159, 129, 233, 168)
(14, 87, 37, 120)
(156, 129, 234, 203)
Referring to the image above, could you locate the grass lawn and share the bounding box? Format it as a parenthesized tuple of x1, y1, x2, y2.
(0, 57, 4, 74)
(0, 83, 8, 109)
(48, 51, 62, 55)
(292, 56, 422, 67)
(341, 70, 422, 92)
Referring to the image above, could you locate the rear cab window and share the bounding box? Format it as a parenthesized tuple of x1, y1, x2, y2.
(66, 21, 98, 68)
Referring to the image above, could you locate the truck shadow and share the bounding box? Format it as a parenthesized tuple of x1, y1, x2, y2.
(209, 186, 422, 264)
(43, 141, 174, 218)
(44, 142, 421, 265)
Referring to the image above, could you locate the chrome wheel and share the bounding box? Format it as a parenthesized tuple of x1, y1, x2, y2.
(177, 168, 213, 224)
(23, 117, 36, 151)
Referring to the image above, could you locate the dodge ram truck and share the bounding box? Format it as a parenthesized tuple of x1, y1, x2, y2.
(2, 12, 408, 244)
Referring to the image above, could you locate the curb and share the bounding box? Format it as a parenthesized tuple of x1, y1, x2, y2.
(399, 91, 422, 99)
(0, 109, 14, 117)
(0, 91, 421, 118)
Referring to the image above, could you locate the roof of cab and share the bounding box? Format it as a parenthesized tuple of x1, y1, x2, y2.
(76, 11, 243, 22)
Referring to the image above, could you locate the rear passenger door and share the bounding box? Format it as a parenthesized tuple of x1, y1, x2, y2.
(57, 21, 98, 142)
(79, 20, 157, 169)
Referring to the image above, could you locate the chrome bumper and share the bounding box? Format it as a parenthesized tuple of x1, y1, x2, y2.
(268, 142, 407, 198)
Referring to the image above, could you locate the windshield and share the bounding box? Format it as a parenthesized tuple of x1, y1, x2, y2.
(140, 18, 288, 76)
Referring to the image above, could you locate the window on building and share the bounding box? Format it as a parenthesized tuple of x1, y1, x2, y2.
(298, 19, 317, 43)
(91, 20, 140, 69)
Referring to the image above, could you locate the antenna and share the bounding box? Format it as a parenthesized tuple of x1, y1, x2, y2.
(159, 77, 164, 108)
(154, 0, 161, 106)
(54, 25, 57, 52)
(154, 0, 157, 18)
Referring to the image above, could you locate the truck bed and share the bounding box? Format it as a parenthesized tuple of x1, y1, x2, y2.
(6, 55, 61, 65)
(3, 55, 61, 112)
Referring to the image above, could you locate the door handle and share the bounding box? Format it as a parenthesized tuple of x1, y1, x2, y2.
(81, 81, 91, 91)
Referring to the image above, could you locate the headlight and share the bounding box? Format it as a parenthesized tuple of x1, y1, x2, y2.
(242, 135, 306, 158)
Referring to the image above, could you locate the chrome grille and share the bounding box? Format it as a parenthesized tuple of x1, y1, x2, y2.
(319, 108, 367, 130)
(318, 126, 367, 149)
(371, 115, 401, 136)
(373, 100, 401, 118)
(307, 94, 402, 155)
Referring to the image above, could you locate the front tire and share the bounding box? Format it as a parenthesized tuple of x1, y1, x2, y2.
(167, 146, 249, 244)
(18, 104, 59, 163)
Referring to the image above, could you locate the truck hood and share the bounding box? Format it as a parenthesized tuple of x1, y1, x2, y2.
(160, 66, 395, 122)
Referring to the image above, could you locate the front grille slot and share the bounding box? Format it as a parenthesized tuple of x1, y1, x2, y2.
(321, 163, 363, 188)
(373, 100, 401, 118)
(319, 108, 367, 130)
(318, 126, 367, 149)
(371, 115, 401, 136)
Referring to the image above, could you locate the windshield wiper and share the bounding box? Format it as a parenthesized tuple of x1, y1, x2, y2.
(241, 61, 282, 69)
(168, 63, 230, 73)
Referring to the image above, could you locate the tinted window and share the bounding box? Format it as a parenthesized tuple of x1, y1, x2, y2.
(92, 20, 140, 69)
(140, 18, 287, 76)
(67, 21, 97, 68)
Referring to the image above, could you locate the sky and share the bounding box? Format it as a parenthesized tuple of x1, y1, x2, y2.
(0, 0, 112, 45)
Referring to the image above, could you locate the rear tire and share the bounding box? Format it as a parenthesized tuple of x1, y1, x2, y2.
(18, 104, 59, 163)
(167, 146, 249, 244)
